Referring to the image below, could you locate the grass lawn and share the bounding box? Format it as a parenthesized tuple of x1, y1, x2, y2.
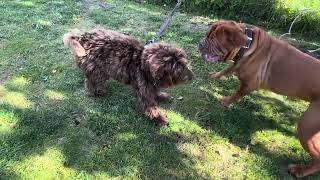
(1, 0, 320, 179)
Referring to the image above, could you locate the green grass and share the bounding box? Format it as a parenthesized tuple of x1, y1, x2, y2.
(150, 0, 320, 37)
(0, 0, 320, 179)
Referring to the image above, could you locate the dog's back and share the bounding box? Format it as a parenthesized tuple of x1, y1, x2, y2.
(64, 28, 144, 84)
(79, 29, 142, 52)
(64, 28, 143, 57)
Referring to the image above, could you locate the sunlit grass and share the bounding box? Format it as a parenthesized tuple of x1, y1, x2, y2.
(6, 76, 29, 89)
(116, 132, 137, 141)
(251, 129, 305, 158)
(190, 16, 217, 25)
(13, 148, 76, 179)
(162, 110, 205, 134)
(279, 0, 320, 14)
(44, 90, 67, 101)
(126, 3, 162, 16)
(0, 111, 18, 135)
(36, 19, 52, 27)
(17, 1, 34, 7)
(0, 86, 33, 109)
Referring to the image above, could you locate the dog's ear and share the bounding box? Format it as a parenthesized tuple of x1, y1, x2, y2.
(146, 55, 164, 79)
(213, 23, 247, 47)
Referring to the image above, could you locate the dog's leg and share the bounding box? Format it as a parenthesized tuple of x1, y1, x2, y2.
(85, 74, 108, 97)
(210, 64, 236, 80)
(136, 86, 168, 126)
(156, 92, 172, 102)
(144, 105, 168, 126)
(288, 101, 320, 177)
(219, 82, 256, 107)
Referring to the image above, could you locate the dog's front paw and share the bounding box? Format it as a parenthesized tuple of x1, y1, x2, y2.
(288, 164, 302, 178)
(209, 72, 223, 80)
(153, 115, 169, 127)
(287, 163, 318, 178)
(218, 96, 232, 107)
(156, 92, 172, 102)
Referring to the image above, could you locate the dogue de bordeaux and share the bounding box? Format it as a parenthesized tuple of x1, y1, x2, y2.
(198, 20, 320, 178)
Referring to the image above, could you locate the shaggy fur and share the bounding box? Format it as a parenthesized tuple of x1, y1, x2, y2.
(63, 28, 193, 126)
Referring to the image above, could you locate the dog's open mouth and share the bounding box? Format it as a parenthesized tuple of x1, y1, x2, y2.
(203, 54, 221, 62)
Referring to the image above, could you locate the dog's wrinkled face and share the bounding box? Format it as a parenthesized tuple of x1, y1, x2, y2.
(198, 20, 247, 63)
(143, 43, 193, 88)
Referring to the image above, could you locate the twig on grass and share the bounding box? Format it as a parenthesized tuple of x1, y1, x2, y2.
(308, 48, 320, 53)
(279, 15, 301, 39)
(279, 9, 310, 39)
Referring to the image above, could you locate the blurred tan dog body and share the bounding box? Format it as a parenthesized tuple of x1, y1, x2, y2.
(199, 20, 320, 177)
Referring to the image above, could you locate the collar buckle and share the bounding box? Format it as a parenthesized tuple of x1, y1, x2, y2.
(233, 25, 254, 63)
(242, 27, 254, 49)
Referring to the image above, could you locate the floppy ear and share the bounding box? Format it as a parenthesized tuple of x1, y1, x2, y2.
(213, 24, 247, 47)
(207, 23, 218, 38)
(146, 55, 164, 79)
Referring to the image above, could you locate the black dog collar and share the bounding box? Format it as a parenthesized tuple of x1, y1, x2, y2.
(233, 25, 254, 63)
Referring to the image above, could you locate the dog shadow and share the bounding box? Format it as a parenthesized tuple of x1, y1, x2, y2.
(164, 69, 315, 179)
(0, 66, 316, 179)
(0, 78, 209, 179)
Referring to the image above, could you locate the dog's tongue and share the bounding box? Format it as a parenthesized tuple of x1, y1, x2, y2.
(205, 54, 220, 62)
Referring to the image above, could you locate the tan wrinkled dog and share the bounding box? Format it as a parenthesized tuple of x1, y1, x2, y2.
(199, 20, 320, 177)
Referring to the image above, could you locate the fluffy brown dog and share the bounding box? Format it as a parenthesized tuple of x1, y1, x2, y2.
(199, 20, 320, 177)
(64, 28, 193, 126)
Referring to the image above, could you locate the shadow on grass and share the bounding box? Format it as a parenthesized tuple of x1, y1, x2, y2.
(0, 80, 208, 179)
(167, 72, 310, 178)
(0, 71, 311, 179)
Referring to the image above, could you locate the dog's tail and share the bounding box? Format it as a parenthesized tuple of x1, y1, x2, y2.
(63, 32, 86, 57)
